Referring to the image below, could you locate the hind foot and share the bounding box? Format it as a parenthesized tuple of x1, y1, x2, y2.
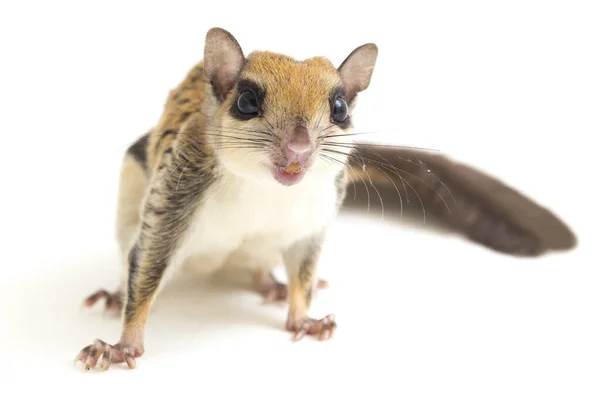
(252, 270, 328, 303)
(286, 313, 337, 341)
(74, 339, 143, 372)
(83, 289, 123, 315)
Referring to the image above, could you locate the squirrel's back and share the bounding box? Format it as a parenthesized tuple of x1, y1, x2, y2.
(127, 61, 209, 175)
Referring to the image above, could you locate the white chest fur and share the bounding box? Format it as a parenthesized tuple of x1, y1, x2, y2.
(174, 169, 340, 274)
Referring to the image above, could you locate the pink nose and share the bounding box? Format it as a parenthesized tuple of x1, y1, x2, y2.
(283, 126, 314, 163)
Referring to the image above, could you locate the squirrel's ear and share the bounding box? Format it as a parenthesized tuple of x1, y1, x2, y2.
(337, 43, 378, 99)
(204, 27, 245, 102)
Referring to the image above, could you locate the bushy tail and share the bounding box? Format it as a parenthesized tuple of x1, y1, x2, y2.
(340, 143, 577, 257)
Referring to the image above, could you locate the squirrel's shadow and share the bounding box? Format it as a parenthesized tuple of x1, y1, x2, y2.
(5, 251, 287, 369)
(5, 210, 461, 370)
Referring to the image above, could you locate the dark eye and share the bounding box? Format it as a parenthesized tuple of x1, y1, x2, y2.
(332, 97, 348, 123)
(236, 90, 259, 115)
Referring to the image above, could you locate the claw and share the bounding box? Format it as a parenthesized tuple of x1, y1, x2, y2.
(124, 352, 136, 369)
(287, 313, 337, 341)
(99, 348, 111, 372)
(293, 321, 310, 341)
(74, 339, 141, 372)
(74, 344, 93, 366)
(84, 348, 96, 370)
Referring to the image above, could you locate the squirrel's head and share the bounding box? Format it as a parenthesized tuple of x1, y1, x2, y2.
(202, 27, 378, 187)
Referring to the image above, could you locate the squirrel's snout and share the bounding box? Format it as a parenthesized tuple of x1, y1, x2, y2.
(281, 125, 315, 165)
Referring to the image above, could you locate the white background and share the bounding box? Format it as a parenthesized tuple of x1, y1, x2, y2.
(0, 1, 598, 399)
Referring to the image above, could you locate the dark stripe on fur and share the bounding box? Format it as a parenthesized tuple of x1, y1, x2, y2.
(126, 243, 139, 307)
(123, 121, 218, 324)
(127, 132, 150, 169)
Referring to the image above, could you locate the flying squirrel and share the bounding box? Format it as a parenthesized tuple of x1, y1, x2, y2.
(75, 27, 577, 372)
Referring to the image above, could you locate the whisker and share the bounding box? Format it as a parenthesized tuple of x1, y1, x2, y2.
(357, 146, 452, 216)
(208, 142, 271, 147)
(374, 158, 426, 223)
(363, 157, 404, 219)
(321, 140, 440, 153)
(314, 110, 323, 131)
(350, 148, 421, 222)
(188, 132, 274, 143)
(157, 129, 271, 143)
(328, 153, 373, 215)
(320, 150, 371, 212)
(348, 162, 372, 215)
(354, 153, 385, 220)
(203, 129, 275, 140)
(318, 124, 337, 137)
(401, 157, 458, 208)
(320, 147, 428, 223)
(176, 161, 190, 191)
(210, 145, 270, 151)
(167, 157, 190, 181)
(209, 143, 270, 148)
(319, 131, 374, 140)
(321, 142, 452, 214)
(261, 116, 276, 131)
(317, 153, 358, 201)
(204, 124, 275, 136)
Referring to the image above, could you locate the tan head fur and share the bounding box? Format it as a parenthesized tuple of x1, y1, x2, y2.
(202, 27, 378, 187)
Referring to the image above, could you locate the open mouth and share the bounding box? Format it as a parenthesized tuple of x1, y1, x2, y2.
(273, 162, 306, 186)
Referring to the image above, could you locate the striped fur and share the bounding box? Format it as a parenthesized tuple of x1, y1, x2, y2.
(75, 27, 577, 372)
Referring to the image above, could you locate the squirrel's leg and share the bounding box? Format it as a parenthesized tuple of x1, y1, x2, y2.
(283, 230, 336, 341)
(75, 136, 211, 372)
(75, 232, 181, 371)
(82, 143, 149, 316)
(252, 269, 329, 303)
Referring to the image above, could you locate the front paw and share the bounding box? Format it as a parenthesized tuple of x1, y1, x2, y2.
(286, 314, 336, 341)
(74, 339, 143, 372)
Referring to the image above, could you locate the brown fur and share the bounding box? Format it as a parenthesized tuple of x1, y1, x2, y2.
(108, 49, 347, 338)
(146, 62, 208, 172)
(76, 27, 577, 372)
(342, 144, 577, 256)
(118, 31, 577, 336)
(242, 52, 341, 122)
